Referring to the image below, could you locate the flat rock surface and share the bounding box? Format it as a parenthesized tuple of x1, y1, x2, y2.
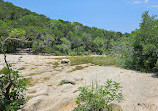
(0, 54, 158, 111)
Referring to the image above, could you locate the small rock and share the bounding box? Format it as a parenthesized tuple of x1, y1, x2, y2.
(60, 79, 76, 85)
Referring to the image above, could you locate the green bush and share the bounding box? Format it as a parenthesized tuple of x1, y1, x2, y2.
(154, 61, 158, 72)
(0, 66, 28, 111)
(83, 50, 91, 55)
(53, 50, 62, 56)
(74, 80, 123, 111)
(68, 50, 77, 56)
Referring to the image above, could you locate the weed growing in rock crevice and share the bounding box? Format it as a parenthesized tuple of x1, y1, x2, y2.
(74, 80, 123, 111)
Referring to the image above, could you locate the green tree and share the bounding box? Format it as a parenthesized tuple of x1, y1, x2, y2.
(125, 11, 158, 72)
(5, 28, 26, 53)
(92, 37, 105, 54)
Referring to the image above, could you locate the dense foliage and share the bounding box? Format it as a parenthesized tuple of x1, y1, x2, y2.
(124, 11, 158, 72)
(0, 0, 129, 55)
(74, 80, 123, 111)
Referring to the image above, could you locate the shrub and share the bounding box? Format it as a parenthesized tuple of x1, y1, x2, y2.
(74, 80, 123, 111)
(0, 66, 28, 110)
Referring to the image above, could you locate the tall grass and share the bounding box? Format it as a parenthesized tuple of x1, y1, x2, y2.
(66, 55, 121, 66)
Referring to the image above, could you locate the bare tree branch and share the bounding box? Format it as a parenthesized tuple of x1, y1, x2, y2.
(0, 39, 9, 69)
(3, 37, 27, 43)
(0, 36, 29, 101)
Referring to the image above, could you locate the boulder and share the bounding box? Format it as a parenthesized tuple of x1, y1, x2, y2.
(61, 59, 70, 63)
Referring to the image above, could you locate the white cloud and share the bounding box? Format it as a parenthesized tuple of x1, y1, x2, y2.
(132, 0, 149, 4)
(144, 0, 149, 3)
(151, 5, 158, 8)
(133, 1, 142, 4)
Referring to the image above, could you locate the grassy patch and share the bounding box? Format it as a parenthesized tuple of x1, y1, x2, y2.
(28, 90, 36, 94)
(47, 61, 60, 68)
(11, 62, 20, 65)
(26, 77, 45, 87)
(53, 62, 59, 68)
(66, 55, 120, 66)
(26, 95, 33, 101)
(26, 76, 51, 87)
(23, 64, 29, 67)
(42, 77, 51, 82)
(34, 64, 43, 66)
(26, 69, 50, 77)
(17, 67, 26, 70)
(47, 84, 53, 87)
(31, 67, 38, 70)
(18, 56, 23, 61)
(67, 65, 88, 73)
(27, 72, 40, 77)
(26, 77, 36, 87)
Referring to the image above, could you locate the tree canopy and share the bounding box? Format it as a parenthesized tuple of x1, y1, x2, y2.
(0, 0, 127, 55)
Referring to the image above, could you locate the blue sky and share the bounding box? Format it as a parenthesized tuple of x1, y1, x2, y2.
(4, 0, 158, 33)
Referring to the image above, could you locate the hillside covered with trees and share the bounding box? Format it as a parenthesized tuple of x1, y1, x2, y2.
(0, 0, 158, 72)
(0, 0, 130, 55)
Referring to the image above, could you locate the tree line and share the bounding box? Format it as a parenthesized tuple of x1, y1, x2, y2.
(0, 0, 129, 56)
(0, 0, 158, 72)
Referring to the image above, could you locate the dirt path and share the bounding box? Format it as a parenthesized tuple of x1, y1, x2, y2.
(0, 54, 158, 111)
